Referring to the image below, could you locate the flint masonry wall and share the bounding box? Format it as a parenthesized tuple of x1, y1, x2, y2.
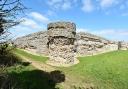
(13, 31, 48, 55)
(13, 23, 128, 57)
(118, 41, 128, 50)
(76, 32, 119, 56)
(47, 22, 78, 66)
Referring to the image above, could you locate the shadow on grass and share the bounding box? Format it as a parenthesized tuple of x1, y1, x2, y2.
(0, 47, 65, 89)
(0, 51, 32, 67)
(6, 70, 65, 89)
(0, 52, 22, 66)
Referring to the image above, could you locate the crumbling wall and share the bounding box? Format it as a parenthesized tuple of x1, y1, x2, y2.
(13, 24, 128, 57)
(76, 32, 118, 56)
(47, 22, 78, 66)
(118, 41, 128, 50)
(14, 31, 48, 55)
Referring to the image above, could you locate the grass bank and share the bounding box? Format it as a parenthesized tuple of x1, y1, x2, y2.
(14, 48, 48, 62)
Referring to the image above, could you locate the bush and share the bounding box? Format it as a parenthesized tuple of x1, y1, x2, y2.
(0, 66, 18, 89)
(0, 43, 21, 66)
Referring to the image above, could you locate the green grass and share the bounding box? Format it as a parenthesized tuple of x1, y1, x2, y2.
(11, 49, 128, 89)
(7, 65, 63, 89)
(60, 50, 128, 89)
(1, 48, 62, 89)
(14, 48, 48, 62)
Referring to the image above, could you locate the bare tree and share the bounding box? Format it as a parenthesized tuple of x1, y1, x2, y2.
(0, 1, 26, 88)
(0, 0, 26, 41)
(0, 0, 26, 55)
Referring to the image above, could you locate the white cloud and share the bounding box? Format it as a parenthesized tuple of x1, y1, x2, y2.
(100, 0, 113, 8)
(80, 0, 128, 15)
(62, 1, 71, 10)
(76, 28, 128, 37)
(21, 12, 50, 30)
(10, 11, 50, 38)
(92, 29, 128, 41)
(82, 0, 94, 13)
(76, 28, 128, 41)
(98, 0, 128, 16)
(92, 29, 115, 35)
(121, 12, 128, 16)
(77, 28, 89, 32)
(47, 0, 65, 10)
(47, 10, 56, 16)
(29, 12, 50, 23)
(48, 0, 61, 5)
(92, 29, 128, 36)
(21, 18, 40, 29)
(10, 25, 44, 38)
(100, 0, 117, 8)
(119, 4, 125, 10)
(47, 0, 78, 11)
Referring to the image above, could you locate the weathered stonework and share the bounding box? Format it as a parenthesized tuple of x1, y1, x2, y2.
(13, 22, 128, 66)
(14, 31, 48, 55)
(47, 22, 79, 66)
(118, 41, 128, 50)
(75, 32, 118, 56)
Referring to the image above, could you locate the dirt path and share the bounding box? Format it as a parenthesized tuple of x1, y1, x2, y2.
(17, 53, 56, 72)
(16, 53, 95, 89)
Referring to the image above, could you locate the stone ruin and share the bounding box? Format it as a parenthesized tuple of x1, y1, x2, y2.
(13, 21, 128, 66)
(47, 22, 79, 66)
(118, 41, 128, 50)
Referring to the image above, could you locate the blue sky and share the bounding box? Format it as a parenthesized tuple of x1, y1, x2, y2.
(10, 0, 128, 41)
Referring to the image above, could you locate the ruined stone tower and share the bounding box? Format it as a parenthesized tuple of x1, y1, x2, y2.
(47, 21, 79, 66)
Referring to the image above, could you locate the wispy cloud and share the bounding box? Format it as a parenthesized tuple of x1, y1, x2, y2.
(47, 0, 78, 11)
(11, 26, 40, 38)
(46, 10, 55, 16)
(21, 12, 50, 30)
(89, 29, 128, 36)
(76, 28, 128, 41)
(10, 11, 50, 38)
(82, 0, 94, 13)
(100, 0, 116, 8)
(121, 12, 128, 16)
(29, 12, 50, 23)
(62, 1, 71, 10)
(77, 28, 89, 32)
(80, 0, 128, 15)
(92, 29, 115, 35)
(93, 29, 128, 41)
(21, 18, 40, 29)
(96, 29, 128, 36)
